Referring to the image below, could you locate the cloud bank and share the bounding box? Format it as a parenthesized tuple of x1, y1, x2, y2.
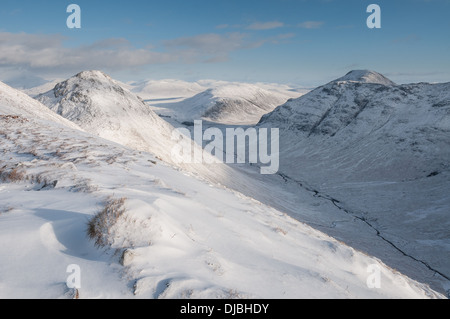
(0, 31, 277, 80)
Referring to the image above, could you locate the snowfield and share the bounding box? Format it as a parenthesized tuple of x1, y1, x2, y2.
(0, 81, 81, 130)
(0, 78, 445, 299)
(258, 70, 450, 294)
(126, 79, 208, 104)
(149, 82, 306, 125)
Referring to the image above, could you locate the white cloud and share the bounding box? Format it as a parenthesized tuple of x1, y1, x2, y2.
(298, 21, 324, 29)
(0, 32, 172, 72)
(164, 32, 262, 63)
(0, 30, 290, 82)
(247, 21, 284, 30)
(0, 31, 260, 72)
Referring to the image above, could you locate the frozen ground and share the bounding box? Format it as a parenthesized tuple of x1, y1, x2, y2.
(0, 69, 450, 298)
(0, 79, 445, 299)
(160, 71, 450, 295)
(257, 70, 450, 294)
(0, 107, 442, 299)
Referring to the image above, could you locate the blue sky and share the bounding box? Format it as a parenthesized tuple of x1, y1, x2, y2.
(0, 0, 449, 87)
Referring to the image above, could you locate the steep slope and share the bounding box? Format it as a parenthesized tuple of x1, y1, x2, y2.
(32, 71, 450, 294)
(258, 70, 450, 293)
(20, 79, 63, 98)
(154, 82, 303, 125)
(35, 71, 255, 187)
(259, 70, 449, 180)
(0, 81, 81, 130)
(36, 71, 187, 165)
(0, 93, 444, 298)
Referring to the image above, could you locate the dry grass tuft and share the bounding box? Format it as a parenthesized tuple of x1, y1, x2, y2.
(0, 166, 26, 183)
(87, 197, 127, 248)
(28, 148, 39, 157)
(0, 115, 28, 123)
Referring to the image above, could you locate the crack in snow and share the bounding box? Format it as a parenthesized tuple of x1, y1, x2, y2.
(277, 172, 450, 283)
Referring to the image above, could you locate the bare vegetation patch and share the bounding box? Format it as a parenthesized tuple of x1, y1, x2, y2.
(0, 166, 26, 183)
(274, 226, 288, 236)
(28, 148, 39, 157)
(87, 197, 127, 248)
(70, 181, 98, 193)
(0, 115, 28, 124)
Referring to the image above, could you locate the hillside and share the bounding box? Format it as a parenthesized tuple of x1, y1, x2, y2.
(143, 81, 305, 125)
(164, 84, 296, 125)
(0, 81, 81, 130)
(2, 80, 442, 298)
(35, 71, 188, 164)
(33, 71, 450, 294)
(257, 70, 450, 293)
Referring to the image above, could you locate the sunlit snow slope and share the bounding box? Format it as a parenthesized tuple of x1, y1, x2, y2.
(0, 80, 444, 299)
(36, 71, 179, 162)
(258, 70, 450, 293)
(154, 82, 304, 125)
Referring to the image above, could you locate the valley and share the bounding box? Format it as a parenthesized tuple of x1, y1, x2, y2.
(0, 70, 448, 298)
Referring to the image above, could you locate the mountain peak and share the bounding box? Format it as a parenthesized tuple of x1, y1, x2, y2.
(51, 70, 127, 100)
(75, 70, 111, 81)
(335, 70, 396, 86)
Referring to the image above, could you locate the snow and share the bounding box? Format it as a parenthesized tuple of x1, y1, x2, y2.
(0, 187, 128, 299)
(127, 79, 208, 103)
(33, 71, 254, 192)
(334, 70, 396, 86)
(20, 79, 63, 98)
(152, 83, 304, 125)
(0, 81, 81, 130)
(257, 71, 450, 294)
(125, 79, 307, 125)
(33, 74, 306, 127)
(0, 92, 443, 298)
(35, 71, 181, 165)
(1, 69, 448, 299)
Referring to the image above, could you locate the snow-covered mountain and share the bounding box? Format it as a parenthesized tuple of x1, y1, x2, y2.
(154, 82, 304, 125)
(259, 69, 449, 181)
(29, 75, 305, 126)
(127, 79, 207, 103)
(36, 71, 185, 164)
(335, 70, 396, 86)
(32, 70, 450, 295)
(258, 70, 450, 292)
(34, 71, 254, 186)
(0, 80, 81, 130)
(2, 79, 442, 299)
(20, 79, 63, 98)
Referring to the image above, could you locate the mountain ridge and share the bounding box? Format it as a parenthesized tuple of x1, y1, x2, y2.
(2, 78, 442, 298)
(257, 70, 450, 293)
(36, 70, 178, 163)
(150, 82, 305, 125)
(0, 80, 82, 130)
